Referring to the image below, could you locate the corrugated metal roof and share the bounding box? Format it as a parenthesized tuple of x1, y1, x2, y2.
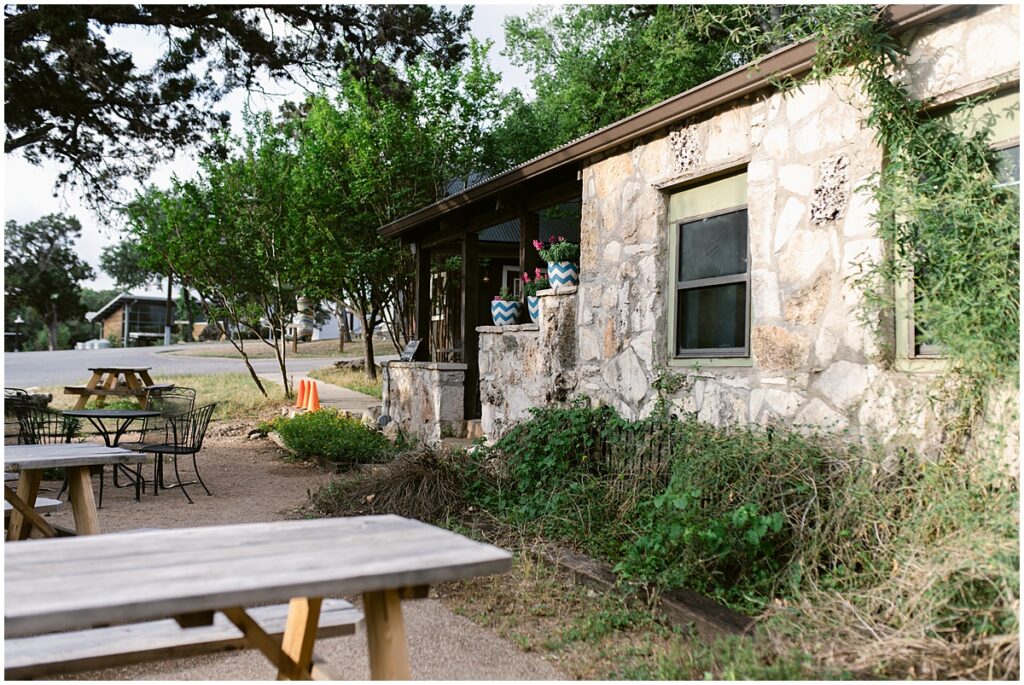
(478, 201, 582, 243)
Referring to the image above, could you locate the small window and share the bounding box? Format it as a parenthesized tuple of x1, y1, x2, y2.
(669, 172, 749, 358)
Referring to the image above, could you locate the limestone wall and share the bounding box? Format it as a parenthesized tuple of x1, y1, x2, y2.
(569, 6, 1017, 458)
(478, 287, 578, 440)
(381, 361, 466, 444)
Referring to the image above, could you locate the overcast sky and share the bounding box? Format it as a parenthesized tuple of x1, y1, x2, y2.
(3, 3, 537, 294)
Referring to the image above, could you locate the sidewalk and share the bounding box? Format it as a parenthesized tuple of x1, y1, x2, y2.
(259, 371, 381, 416)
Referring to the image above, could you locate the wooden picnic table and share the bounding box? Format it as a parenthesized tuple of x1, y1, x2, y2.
(64, 366, 171, 409)
(4, 516, 513, 679)
(4, 444, 146, 540)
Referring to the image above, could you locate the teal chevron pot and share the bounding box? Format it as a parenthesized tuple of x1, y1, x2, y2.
(547, 261, 579, 288)
(527, 296, 541, 323)
(491, 300, 522, 325)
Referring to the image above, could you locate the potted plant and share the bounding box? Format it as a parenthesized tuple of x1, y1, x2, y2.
(522, 268, 550, 324)
(490, 286, 522, 325)
(534, 236, 580, 288)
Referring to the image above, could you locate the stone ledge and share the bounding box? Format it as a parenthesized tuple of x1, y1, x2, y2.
(537, 285, 577, 297)
(385, 361, 467, 371)
(476, 324, 539, 334)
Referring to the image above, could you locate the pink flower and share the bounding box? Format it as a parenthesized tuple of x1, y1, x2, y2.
(532, 239, 543, 250)
(493, 295, 500, 301)
(534, 267, 543, 279)
(522, 272, 530, 283)
(558, 235, 565, 242)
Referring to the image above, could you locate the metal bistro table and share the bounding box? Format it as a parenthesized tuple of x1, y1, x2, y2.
(4, 444, 146, 539)
(62, 409, 160, 503)
(4, 516, 513, 680)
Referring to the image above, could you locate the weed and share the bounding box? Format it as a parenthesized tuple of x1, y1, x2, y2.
(273, 408, 391, 466)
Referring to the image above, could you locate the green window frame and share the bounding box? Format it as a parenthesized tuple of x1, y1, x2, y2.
(666, 170, 751, 365)
(896, 90, 1020, 371)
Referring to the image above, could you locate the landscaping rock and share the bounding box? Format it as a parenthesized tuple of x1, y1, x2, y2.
(334, 358, 365, 370)
(361, 405, 382, 426)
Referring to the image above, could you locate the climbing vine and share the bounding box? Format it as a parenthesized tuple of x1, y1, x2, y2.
(762, 6, 1019, 450)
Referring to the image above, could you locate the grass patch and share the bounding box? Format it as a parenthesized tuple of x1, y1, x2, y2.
(165, 338, 398, 360)
(307, 365, 383, 398)
(42, 372, 285, 420)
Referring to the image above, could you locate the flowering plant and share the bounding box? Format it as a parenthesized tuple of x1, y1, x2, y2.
(492, 285, 516, 302)
(522, 268, 550, 297)
(533, 235, 580, 263)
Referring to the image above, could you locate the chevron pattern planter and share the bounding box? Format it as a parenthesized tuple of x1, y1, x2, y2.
(490, 300, 522, 325)
(527, 296, 541, 323)
(547, 261, 579, 288)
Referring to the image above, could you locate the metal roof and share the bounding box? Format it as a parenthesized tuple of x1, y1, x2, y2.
(87, 293, 171, 323)
(378, 4, 956, 240)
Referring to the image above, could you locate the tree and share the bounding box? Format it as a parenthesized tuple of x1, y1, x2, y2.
(489, 4, 823, 170)
(127, 113, 311, 396)
(99, 240, 162, 291)
(4, 4, 473, 207)
(293, 42, 505, 379)
(4, 214, 96, 350)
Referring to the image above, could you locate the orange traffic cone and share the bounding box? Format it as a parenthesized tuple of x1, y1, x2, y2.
(305, 382, 320, 412)
(294, 379, 307, 408)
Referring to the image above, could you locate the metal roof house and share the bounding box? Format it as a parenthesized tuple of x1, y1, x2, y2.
(87, 293, 174, 347)
(377, 4, 1019, 462)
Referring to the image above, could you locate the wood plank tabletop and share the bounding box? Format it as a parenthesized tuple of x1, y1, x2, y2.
(5, 444, 144, 470)
(5, 515, 512, 637)
(87, 367, 152, 373)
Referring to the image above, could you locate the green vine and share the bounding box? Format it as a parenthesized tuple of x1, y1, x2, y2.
(797, 7, 1019, 452)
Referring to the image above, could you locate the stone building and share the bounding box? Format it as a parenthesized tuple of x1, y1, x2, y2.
(379, 4, 1019, 462)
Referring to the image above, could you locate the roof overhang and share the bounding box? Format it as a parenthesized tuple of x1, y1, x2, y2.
(87, 293, 171, 322)
(378, 4, 957, 241)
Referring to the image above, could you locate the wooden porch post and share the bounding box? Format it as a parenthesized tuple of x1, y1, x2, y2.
(414, 240, 431, 362)
(519, 209, 540, 302)
(461, 231, 479, 419)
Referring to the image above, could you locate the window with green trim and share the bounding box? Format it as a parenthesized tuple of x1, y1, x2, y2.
(668, 171, 749, 358)
(899, 91, 1020, 363)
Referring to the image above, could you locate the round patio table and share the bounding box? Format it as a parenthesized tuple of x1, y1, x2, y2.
(62, 409, 161, 505)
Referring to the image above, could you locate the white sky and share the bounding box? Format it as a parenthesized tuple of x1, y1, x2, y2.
(2, 3, 539, 294)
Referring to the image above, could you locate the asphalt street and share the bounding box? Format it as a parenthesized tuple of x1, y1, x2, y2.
(3, 346, 344, 388)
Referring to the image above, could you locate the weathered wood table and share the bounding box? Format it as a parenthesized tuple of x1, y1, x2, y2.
(4, 516, 513, 680)
(64, 366, 170, 409)
(4, 444, 146, 539)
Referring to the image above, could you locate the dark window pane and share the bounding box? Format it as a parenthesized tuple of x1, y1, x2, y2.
(677, 283, 747, 352)
(995, 145, 1020, 186)
(678, 209, 748, 282)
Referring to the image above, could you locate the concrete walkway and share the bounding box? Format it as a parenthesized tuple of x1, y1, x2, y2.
(260, 371, 381, 416)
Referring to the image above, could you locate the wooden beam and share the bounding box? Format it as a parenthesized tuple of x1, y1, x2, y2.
(519, 210, 540, 303)
(278, 598, 323, 680)
(363, 590, 411, 680)
(413, 241, 431, 362)
(461, 232, 479, 420)
(222, 607, 312, 681)
(6, 471, 43, 541)
(4, 483, 57, 540)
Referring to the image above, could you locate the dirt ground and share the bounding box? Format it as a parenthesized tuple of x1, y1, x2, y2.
(25, 423, 563, 681)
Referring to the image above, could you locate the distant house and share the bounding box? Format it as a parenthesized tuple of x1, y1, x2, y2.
(87, 293, 174, 347)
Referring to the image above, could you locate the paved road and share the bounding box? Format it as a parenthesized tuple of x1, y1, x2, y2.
(3, 346, 347, 388)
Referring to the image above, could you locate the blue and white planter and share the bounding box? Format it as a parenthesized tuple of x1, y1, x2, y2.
(547, 261, 579, 289)
(527, 296, 541, 323)
(491, 300, 522, 325)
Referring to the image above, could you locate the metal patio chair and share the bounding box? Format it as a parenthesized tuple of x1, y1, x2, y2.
(119, 387, 197, 493)
(139, 403, 217, 504)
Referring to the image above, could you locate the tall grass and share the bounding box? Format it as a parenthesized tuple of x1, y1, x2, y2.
(307, 366, 382, 398)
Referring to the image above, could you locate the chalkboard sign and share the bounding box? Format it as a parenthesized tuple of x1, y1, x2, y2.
(399, 338, 421, 361)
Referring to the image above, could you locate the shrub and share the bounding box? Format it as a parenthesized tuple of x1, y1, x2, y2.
(309, 447, 474, 523)
(273, 409, 391, 466)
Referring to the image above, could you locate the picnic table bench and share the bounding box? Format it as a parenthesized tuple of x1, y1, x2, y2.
(4, 599, 362, 679)
(64, 367, 172, 409)
(4, 516, 512, 680)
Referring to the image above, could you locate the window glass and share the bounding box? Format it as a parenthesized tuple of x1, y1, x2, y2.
(995, 144, 1020, 187)
(679, 209, 748, 282)
(677, 283, 747, 352)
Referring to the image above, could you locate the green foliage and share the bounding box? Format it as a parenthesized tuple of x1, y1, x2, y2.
(625, 634, 823, 680)
(4, 214, 96, 351)
(535, 236, 579, 264)
(521, 268, 549, 297)
(271, 409, 392, 467)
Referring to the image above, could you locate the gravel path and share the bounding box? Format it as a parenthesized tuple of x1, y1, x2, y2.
(34, 428, 561, 681)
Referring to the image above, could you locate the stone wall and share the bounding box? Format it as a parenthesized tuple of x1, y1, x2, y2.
(570, 6, 1017, 459)
(381, 361, 466, 445)
(477, 287, 578, 440)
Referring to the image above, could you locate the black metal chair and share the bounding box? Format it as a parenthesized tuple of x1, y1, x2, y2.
(4, 388, 32, 442)
(119, 387, 197, 493)
(13, 406, 80, 445)
(140, 404, 217, 504)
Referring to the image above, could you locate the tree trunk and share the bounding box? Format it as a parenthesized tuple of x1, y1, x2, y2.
(336, 304, 347, 353)
(46, 313, 59, 351)
(272, 316, 290, 396)
(183, 289, 194, 342)
(359, 310, 377, 380)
